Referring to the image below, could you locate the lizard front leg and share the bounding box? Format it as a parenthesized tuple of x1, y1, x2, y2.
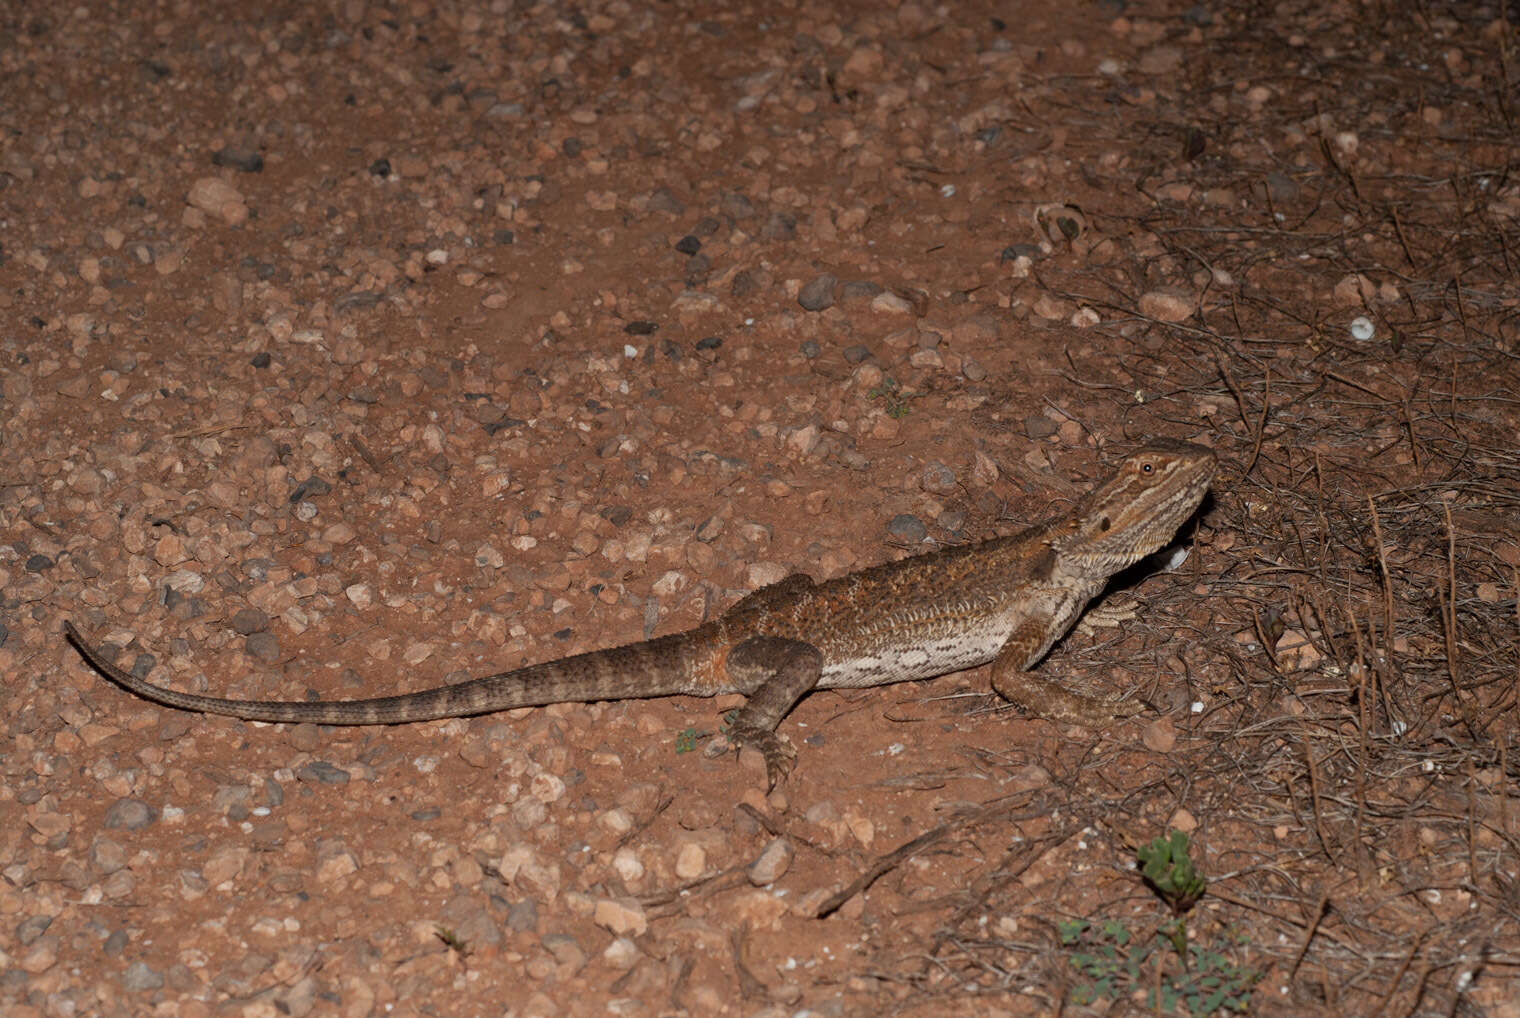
(989, 617, 1145, 726)
(703, 636, 823, 789)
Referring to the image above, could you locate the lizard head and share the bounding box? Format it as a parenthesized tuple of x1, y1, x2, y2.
(1053, 440, 1217, 576)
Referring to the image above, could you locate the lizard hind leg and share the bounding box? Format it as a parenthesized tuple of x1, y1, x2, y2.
(703, 635, 823, 789)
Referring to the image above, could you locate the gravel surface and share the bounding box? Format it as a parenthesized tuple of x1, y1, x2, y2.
(6, 0, 1520, 1014)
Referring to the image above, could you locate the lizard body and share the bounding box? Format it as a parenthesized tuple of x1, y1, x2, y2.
(64, 440, 1215, 786)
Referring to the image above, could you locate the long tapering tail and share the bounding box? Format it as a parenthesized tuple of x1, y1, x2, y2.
(63, 621, 706, 725)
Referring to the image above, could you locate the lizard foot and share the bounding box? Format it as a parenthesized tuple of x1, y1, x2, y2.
(704, 722, 796, 789)
(1044, 692, 1145, 728)
(991, 670, 1146, 728)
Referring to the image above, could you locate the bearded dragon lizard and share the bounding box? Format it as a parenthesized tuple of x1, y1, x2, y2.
(64, 440, 1216, 787)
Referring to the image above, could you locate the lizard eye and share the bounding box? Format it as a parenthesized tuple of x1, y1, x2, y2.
(1141, 462, 1154, 473)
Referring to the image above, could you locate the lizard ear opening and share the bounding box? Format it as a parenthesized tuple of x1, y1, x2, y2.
(1098, 516, 1111, 532)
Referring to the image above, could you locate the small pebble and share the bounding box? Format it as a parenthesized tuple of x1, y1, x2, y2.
(121, 961, 164, 991)
(887, 514, 927, 544)
(747, 837, 794, 885)
(798, 274, 837, 311)
(295, 761, 351, 785)
(211, 146, 264, 173)
(919, 461, 957, 494)
(229, 607, 270, 635)
(245, 631, 281, 664)
(103, 799, 157, 831)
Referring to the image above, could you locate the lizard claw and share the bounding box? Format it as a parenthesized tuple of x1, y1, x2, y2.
(705, 723, 796, 789)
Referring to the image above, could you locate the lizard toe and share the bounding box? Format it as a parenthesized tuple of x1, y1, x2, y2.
(714, 722, 795, 788)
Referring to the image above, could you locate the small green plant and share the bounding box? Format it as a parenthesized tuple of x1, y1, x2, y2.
(1059, 920, 1259, 1015)
(674, 726, 703, 754)
(1138, 830, 1207, 962)
(1138, 829, 1208, 913)
(866, 376, 913, 418)
(677, 713, 737, 756)
(1055, 831, 1258, 1014)
(1058, 917, 1132, 1004)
